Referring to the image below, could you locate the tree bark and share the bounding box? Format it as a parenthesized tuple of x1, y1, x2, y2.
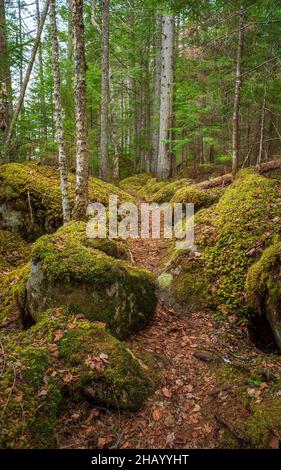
(4, 0, 50, 155)
(151, 12, 162, 176)
(232, 5, 244, 176)
(100, 0, 110, 180)
(36, 0, 48, 139)
(72, 0, 89, 219)
(156, 14, 174, 181)
(0, 0, 13, 151)
(257, 87, 267, 165)
(50, 0, 71, 223)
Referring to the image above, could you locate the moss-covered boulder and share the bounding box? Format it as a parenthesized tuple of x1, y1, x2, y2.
(119, 173, 151, 195)
(137, 177, 166, 202)
(0, 162, 133, 241)
(0, 308, 155, 448)
(21, 221, 156, 339)
(246, 241, 281, 350)
(150, 178, 190, 203)
(170, 185, 218, 210)
(161, 169, 281, 317)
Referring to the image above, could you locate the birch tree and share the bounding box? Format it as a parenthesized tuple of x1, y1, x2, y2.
(72, 0, 89, 220)
(232, 5, 244, 176)
(156, 14, 174, 181)
(100, 0, 110, 180)
(5, 0, 50, 153)
(50, 0, 70, 223)
(151, 12, 162, 176)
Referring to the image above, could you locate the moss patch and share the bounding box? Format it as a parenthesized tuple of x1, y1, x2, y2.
(246, 241, 281, 349)
(171, 185, 218, 210)
(0, 308, 155, 448)
(150, 179, 191, 204)
(0, 230, 30, 271)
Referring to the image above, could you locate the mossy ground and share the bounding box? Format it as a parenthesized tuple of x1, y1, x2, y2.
(0, 307, 155, 448)
(213, 357, 281, 448)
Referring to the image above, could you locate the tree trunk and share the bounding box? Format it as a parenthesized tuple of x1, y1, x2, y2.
(232, 5, 244, 176)
(36, 0, 48, 140)
(257, 87, 266, 165)
(50, 0, 71, 223)
(151, 12, 162, 176)
(4, 0, 50, 155)
(72, 0, 89, 219)
(156, 14, 174, 181)
(0, 0, 13, 152)
(100, 0, 110, 180)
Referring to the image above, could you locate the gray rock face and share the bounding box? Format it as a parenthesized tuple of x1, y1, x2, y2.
(25, 257, 157, 340)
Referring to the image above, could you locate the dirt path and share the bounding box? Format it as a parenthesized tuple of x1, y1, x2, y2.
(60, 235, 229, 449)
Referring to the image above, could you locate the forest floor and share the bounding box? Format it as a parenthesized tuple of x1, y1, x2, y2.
(58, 232, 263, 450)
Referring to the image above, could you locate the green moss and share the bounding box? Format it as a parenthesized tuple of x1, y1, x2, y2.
(150, 179, 190, 203)
(163, 169, 281, 318)
(214, 361, 281, 448)
(0, 263, 30, 324)
(0, 230, 30, 270)
(246, 241, 281, 314)
(137, 178, 166, 202)
(0, 308, 155, 448)
(243, 398, 281, 447)
(171, 185, 217, 210)
(119, 173, 151, 195)
(24, 221, 157, 339)
(0, 162, 133, 241)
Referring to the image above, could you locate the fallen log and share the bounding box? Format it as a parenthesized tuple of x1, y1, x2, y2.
(196, 159, 281, 190)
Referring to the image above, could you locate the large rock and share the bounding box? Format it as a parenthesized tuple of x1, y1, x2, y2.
(0, 162, 134, 241)
(160, 169, 281, 317)
(23, 221, 157, 339)
(246, 241, 281, 350)
(0, 308, 155, 448)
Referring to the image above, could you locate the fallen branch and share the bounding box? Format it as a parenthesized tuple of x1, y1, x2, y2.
(196, 159, 281, 190)
(214, 412, 250, 446)
(0, 319, 16, 329)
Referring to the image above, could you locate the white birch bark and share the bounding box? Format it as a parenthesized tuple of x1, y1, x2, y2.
(232, 5, 244, 176)
(50, 0, 71, 223)
(72, 0, 89, 219)
(151, 12, 162, 176)
(156, 14, 174, 181)
(5, 0, 50, 151)
(100, 0, 110, 180)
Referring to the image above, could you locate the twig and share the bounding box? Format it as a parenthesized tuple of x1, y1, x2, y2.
(27, 191, 34, 225)
(214, 412, 250, 445)
(246, 232, 272, 256)
(0, 319, 16, 330)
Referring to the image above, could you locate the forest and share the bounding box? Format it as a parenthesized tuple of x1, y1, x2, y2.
(0, 0, 281, 456)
